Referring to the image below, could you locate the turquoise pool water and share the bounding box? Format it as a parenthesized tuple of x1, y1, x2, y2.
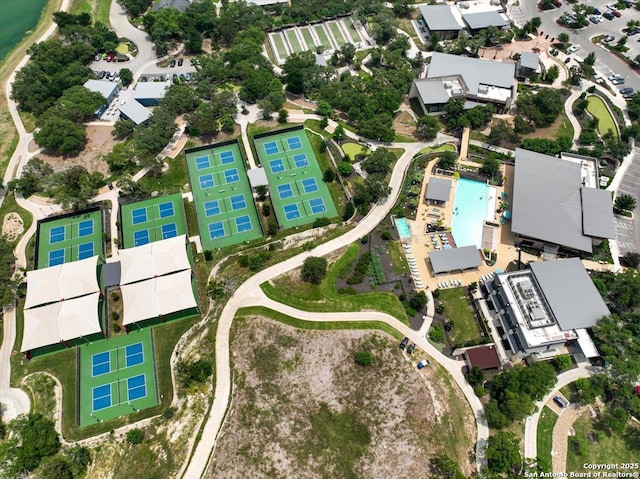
(451, 178, 489, 248)
(394, 217, 411, 239)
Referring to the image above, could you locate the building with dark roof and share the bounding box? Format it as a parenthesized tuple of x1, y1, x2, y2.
(511, 148, 615, 254)
(425, 177, 453, 205)
(429, 245, 482, 274)
(464, 345, 501, 370)
(485, 258, 609, 361)
(409, 53, 515, 115)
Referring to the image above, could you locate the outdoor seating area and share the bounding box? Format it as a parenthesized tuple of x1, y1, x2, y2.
(427, 233, 453, 250)
(437, 279, 463, 289)
(404, 243, 424, 290)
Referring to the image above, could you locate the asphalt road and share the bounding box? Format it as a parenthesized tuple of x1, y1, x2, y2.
(517, 0, 640, 92)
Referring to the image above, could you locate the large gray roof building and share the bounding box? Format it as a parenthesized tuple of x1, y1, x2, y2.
(418, 5, 464, 33)
(429, 245, 482, 274)
(511, 148, 615, 253)
(461, 11, 509, 30)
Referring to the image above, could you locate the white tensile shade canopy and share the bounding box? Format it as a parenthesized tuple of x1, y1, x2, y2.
(25, 256, 100, 309)
(121, 270, 197, 326)
(21, 292, 102, 352)
(118, 234, 190, 285)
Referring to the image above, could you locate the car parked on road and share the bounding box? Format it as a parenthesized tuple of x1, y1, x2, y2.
(593, 7, 601, 15)
(603, 35, 615, 42)
(106, 52, 115, 62)
(417, 359, 431, 369)
(603, 11, 615, 20)
(177, 58, 184, 66)
(607, 4, 618, 11)
(169, 59, 176, 68)
(626, 28, 640, 36)
(400, 337, 409, 350)
(612, 77, 625, 85)
(613, 10, 622, 17)
(568, 44, 581, 53)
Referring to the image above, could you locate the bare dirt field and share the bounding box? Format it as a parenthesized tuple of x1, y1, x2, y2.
(28, 124, 116, 175)
(2, 212, 24, 241)
(208, 317, 476, 478)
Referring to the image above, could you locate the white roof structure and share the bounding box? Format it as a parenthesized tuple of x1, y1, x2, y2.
(119, 235, 190, 285)
(121, 270, 197, 326)
(21, 293, 102, 352)
(133, 81, 171, 101)
(83, 79, 118, 100)
(118, 99, 151, 125)
(25, 256, 100, 309)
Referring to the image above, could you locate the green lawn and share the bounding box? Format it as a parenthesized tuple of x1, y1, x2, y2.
(328, 21, 346, 46)
(388, 240, 408, 275)
(567, 415, 640, 472)
(438, 288, 482, 348)
(314, 25, 331, 50)
(285, 29, 303, 53)
(536, 406, 558, 472)
(419, 144, 456, 155)
(299, 27, 316, 51)
(139, 153, 188, 193)
(587, 95, 618, 139)
(261, 243, 409, 324)
(342, 142, 370, 161)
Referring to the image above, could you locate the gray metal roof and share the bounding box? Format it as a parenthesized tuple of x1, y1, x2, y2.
(531, 258, 610, 330)
(462, 11, 509, 30)
(413, 79, 450, 105)
(102, 261, 121, 289)
(83, 79, 118, 100)
(247, 167, 269, 187)
(427, 52, 515, 96)
(152, 0, 192, 12)
(426, 177, 452, 202)
(511, 148, 614, 252)
(418, 5, 463, 31)
(134, 81, 171, 100)
(581, 187, 615, 239)
(118, 100, 151, 125)
(429, 245, 482, 274)
(519, 51, 540, 71)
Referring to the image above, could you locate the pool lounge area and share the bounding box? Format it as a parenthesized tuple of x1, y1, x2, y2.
(451, 178, 496, 249)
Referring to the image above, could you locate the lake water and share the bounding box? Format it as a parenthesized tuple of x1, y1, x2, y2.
(0, 0, 48, 61)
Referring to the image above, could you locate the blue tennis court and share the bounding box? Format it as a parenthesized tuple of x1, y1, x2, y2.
(49, 226, 66, 244)
(49, 249, 65, 266)
(78, 220, 94, 237)
(235, 215, 252, 232)
(127, 374, 147, 401)
(204, 200, 220, 217)
(209, 222, 225, 239)
(78, 242, 94, 260)
(230, 194, 246, 210)
(92, 384, 112, 411)
(284, 204, 301, 220)
(264, 141, 279, 155)
(132, 208, 147, 225)
(195, 156, 210, 170)
(293, 154, 309, 168)
(287, 136, 302, 150)
(301, 178, 319, 193)
(224, 168, 240, 183)
(220, 150, 235, 165)
(269, 159, 285, 174)
(278, 184, 294, 199)
(158, 202, 174, 218)
(309, 198, 327, 214)
(125, 343, 144, 367)
(92, 352, 111, 377)
(199, 174, 215, 189)
(134, 230, 150, 246)
(161, 223, 177, 239)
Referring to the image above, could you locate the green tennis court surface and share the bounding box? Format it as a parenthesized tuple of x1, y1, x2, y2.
(36, 210, 104, 269)
(186, 141, 263, 250)
(120, 193, 187, 249)
(254, 128, 338, 230)
(79, 329, 158, 427)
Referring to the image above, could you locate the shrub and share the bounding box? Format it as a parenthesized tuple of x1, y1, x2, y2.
(323, 168, 336, 182)
(126, 428, 144, 445)
(162, 407, 177, 420)
(261, 203, 271, 217)
(429, 323, 444, 343)
(110, 311, 120, 321)
(313, 217, 330, 228)
(343, 201, 355, 221)
(110, 292, 120, 302)
(267, 221, 278, 236)
(176, 359, 213, 388)
(203, 250, 213, 261)
(347, 252, 372, 285)
(338, 161, 354, 176)
(380, 230, 392, 241)
(355, 350, 372, 366)
(301, 256, 328, 284)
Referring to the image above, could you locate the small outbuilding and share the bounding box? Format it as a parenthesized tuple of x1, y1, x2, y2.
(83, 79, 119, 116)
(429, 245, 482, 274)
(464, 345, 501, 370)
(425, 177, 453, 205)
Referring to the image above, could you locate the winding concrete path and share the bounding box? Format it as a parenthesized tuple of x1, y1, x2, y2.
(182, 141, 489, 478)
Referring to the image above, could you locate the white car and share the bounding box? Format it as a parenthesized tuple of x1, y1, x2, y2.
(607, 3, 618, 11)
(567, 44, 581, 53)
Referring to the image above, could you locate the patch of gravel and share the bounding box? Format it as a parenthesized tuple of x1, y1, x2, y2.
(2, 212, 24, 241)
(207, 317, 475, 478)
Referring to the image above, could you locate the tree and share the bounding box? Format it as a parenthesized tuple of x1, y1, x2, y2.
(0, 414, 60, 475)
(480, 156, 501, 179)
(134, 107, 177, 160)
(409, 291, 428, 311)
(417, 115, 440, 140)
(104, 141, 136, 174)
(430, 453, 466, 479)
(484, 400, 510, 429)
(554, 354, 573, 371)
(255, 185, 268, 201)
(343, 201, 355, 221)
(301, 256, 328, 285)
(36, 455, 73, 479)
(338, 161, 354, 176)
(53, 166, 104, 210)
(488, 120, 517, 146)
(34, 117, 86, 155)
(187, 102, 220, 138)
(465, 366, 485, 386)
(558, 32, 570, 45)
(516, 88, 564, 127)
(7, 158, 54, 197)
(323, 168, 335, 183)
(126, 428, 144, 445)
(545, 64, 559, 82)
(620, 251, 640, 269)
(113, 119, 136, 140)
(161, 83, 201, 116)
(119, 68, 133, 86)
(438, 151, 457, 170)
(614, 194, 637, 214)
(485, 431, 522, 475)
(361, 148, 395, 175)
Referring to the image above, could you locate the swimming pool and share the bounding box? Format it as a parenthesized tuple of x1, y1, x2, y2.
(451, 178, 492, 248)
(394, 217, 411, 239)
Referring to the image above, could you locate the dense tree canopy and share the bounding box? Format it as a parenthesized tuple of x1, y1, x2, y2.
(516, 88, 565, 128)
(0, 414, 60, 476)
(301, 256, 328, 284)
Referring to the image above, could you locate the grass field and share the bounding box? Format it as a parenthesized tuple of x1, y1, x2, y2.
(342, 142, 370, 161)
(285, 29, 303, 53)
(437, 288, 482, 348)
(536, 406, 558, 472)
(567, 415, 640, 472)
(262, 243, 409, 324)
(314, 25, 331, 50)
(299, 26, 316, 51)
(419, 144, 456, 155)
(270, 32, 288, 59)
(327, 21, 346, 46)
(36, 209, 104, 269)
(254, 128, 338, 229)
(186, 141, 263, 250)
(342, 18, 362, 43)
(120, 193, 187, 249)
(587, 95, 618, 139)
(79, 329, 159, 427)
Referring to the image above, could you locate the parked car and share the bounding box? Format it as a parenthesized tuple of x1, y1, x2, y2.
(553, 396, 569, 408)
(590, 15, 603, 23)
(417, 359, 431, 369)
(98, 70, 107, 79)
(140, 76, 148, 82)
(106, 52, 115, 62)
(613, 10, 622, 17)
(169, 59, 176, 68)
(185, 72, 191, 81)
(407, 343, 416, 355)
(554, 0, 562, 7)
(564, 57, 572, 63)
(607, 4, 618, 11)
(94, 53, 102, 61)
(612, 77, 625, 85)
(593, 7, 601, 14)
(608, 73, 620, 81)
(626, 28, 639, 36)
(177, 58, 184, 66)
(567, 44, 581, 53)
(603, 11, 615, 19)
(400, 337, 409, 350)
(603, 35, 615, 42)
(620, 87, 634, 96)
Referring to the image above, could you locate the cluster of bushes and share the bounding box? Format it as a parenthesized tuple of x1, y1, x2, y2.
(367, 252, 386, 285)
(346, 252, 372, 285)
(238, 251, 272, 271)
(176, 359, 213, 389)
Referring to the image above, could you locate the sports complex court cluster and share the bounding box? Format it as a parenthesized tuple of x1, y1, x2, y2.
(18, 126, 337, 428)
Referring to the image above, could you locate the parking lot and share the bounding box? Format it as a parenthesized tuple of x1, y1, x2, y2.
(614, 148, 640, 255)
